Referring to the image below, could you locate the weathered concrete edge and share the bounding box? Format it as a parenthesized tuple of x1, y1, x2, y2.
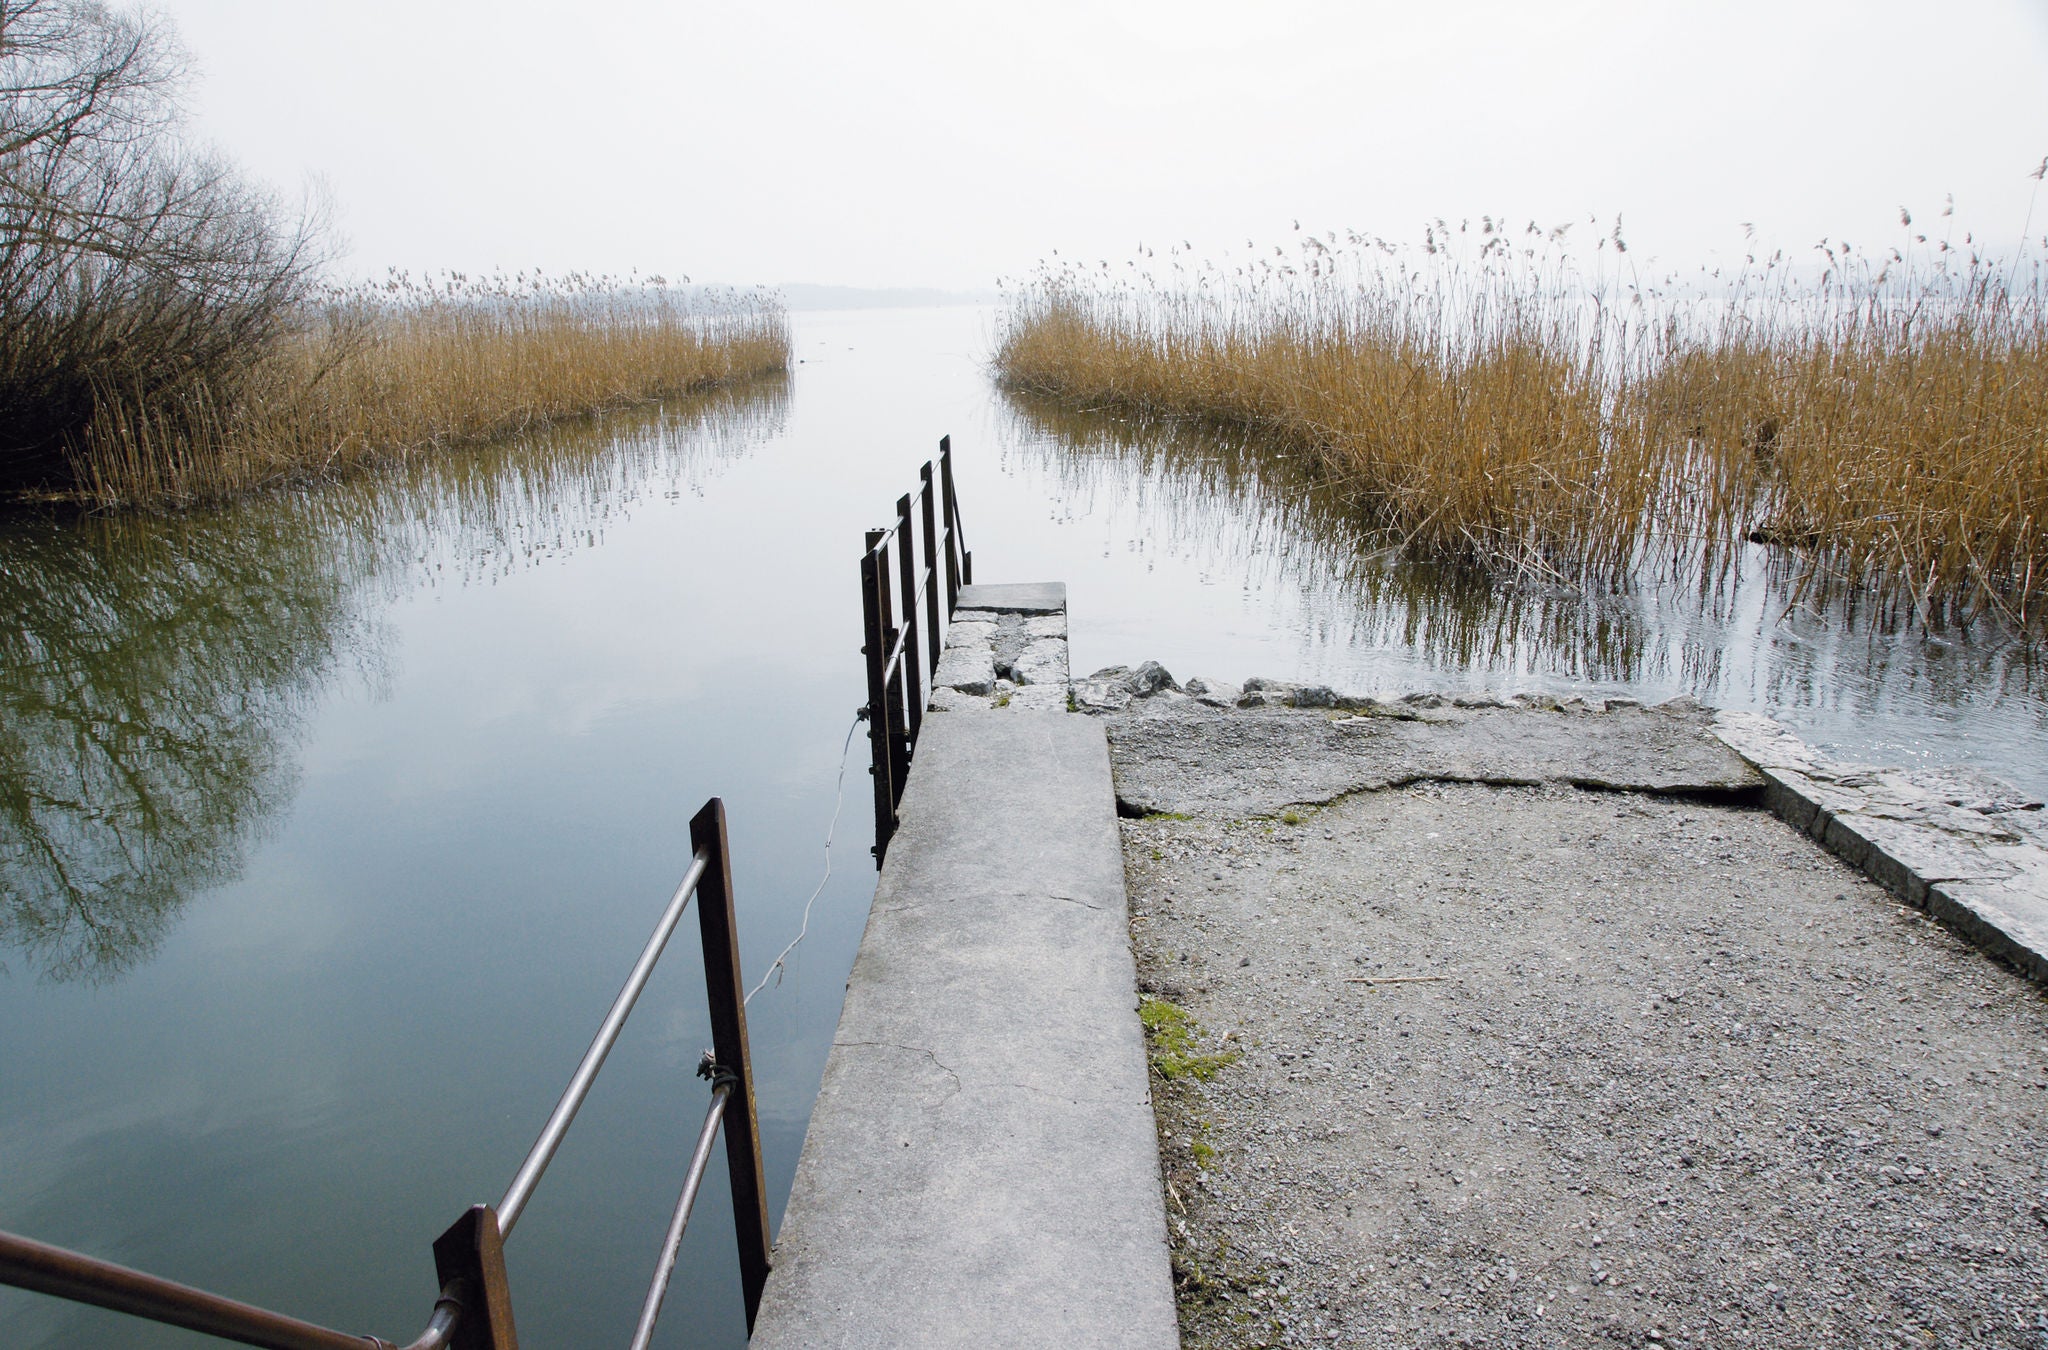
(1713, 711, 2048, 984)
(955, 580, 1068, 614)
(751, 710, 1179, 1349)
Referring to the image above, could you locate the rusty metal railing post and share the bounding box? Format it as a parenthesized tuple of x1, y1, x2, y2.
(860, 530, 896, 862)
(918, 463, 942, 681)
(688, 800, 772, 1331)
(872, 536, 911, 822)
(432, 1206, 517, 1350)
(0, 799, 781, 1349)
(939, 436, 970, 600)
(894, 492, 924, 748)
(883, 641, 910, 820)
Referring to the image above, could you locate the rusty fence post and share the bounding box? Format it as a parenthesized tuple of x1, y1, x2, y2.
(432, 1205, 519, 1350)
(689, 800, 772, 1332)
(939, 437, 966, 603)
(894, 492, 923, 749)
(918, 464, 942, 682)
(860, 531, 895, 863)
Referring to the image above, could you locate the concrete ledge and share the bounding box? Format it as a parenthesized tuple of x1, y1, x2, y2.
(751, 711, 1178, 1350)
(955, 581, 1067, 614)
(1715, 711, 2048, 982)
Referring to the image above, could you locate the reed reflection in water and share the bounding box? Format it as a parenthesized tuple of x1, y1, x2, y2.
(1002, 393, 2047, 797)
(0, 378, 789, 987)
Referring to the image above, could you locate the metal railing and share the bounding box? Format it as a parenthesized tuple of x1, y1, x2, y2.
(860, 435, 971, 865)
(0, 798, 770, 1350)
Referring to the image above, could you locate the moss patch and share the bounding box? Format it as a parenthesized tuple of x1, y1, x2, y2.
(1139, 997, 1240, 1082)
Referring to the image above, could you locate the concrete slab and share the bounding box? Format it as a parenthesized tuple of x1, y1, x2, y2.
(1105, 700, 1762, 818)
(954, 581, 1067, 614)
(751, 711, 1177, 1350)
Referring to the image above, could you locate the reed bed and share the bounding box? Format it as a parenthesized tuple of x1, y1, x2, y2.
(73, 273, 791, 508)
(996, 222, 2048, 632)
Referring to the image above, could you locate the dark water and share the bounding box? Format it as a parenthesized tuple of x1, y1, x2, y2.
(3, 307, 2043, 1349)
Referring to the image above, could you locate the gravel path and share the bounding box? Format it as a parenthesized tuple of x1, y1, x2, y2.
(1121, 757, 2048, 1348)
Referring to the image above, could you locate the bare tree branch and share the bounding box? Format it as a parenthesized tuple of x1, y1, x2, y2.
(0, 0, 324, 487)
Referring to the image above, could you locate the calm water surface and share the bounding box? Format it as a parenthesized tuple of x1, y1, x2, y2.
(3, 306, 2043, 1349)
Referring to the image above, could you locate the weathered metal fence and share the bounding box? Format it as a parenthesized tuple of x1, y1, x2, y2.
(860, 435, 971, 865)
(0, 798, 770, 1350)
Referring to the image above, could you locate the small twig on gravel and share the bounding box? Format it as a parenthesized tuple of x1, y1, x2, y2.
(1166, 1179, 1187, 1214)
(1344, 974, 1451, 985)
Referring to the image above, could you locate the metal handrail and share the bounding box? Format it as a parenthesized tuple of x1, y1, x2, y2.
(0, 1229, 455, 1350)
(860, 436, 973, 864)
(626, 1079, 732, 1350)
(497, 849, 711, 1236)
(0, 798, 770, 1350)
(879, 565, 937, 679)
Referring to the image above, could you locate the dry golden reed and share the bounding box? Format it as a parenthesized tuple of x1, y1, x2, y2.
(74, 272, 791, 508)
(996, 219, 2048, 631)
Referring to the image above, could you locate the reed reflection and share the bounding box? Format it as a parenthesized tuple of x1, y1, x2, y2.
(1005, 391, 1672, 683)
(0, 379, 789, 983)
(1002, 391, 2044, 729)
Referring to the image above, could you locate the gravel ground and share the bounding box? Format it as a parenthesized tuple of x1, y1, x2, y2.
(1123, 778, 2048, 1349)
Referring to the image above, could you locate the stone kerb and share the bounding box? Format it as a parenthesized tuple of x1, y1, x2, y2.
(1712, 712, 2048, 983)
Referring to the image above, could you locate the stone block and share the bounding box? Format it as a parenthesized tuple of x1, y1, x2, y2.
(1006, 685, 1070, 712)
(932, 641, 996, 697)
(1715, 709, 2048, 984)
(1183, 676, 1240, 709)
(1025, 613, 1069, 639)
(1927, 878, 2048, 983)
(1010, 638, 1070, 687)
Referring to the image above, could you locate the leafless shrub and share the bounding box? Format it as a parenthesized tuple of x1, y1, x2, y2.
(0, 0, 323, 492)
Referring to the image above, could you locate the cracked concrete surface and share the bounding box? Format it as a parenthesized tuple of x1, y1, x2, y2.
(1103, 697, 1762, 819)
(1095, 663, 2048, 987)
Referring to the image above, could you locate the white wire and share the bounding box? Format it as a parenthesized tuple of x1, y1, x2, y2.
(743, 713, 862, 1006)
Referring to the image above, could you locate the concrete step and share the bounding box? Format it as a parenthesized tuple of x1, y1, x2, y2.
(751, 709, 1177, 1350)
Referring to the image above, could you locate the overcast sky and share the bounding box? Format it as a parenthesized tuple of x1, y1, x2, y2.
(152, 0, 2048, 290)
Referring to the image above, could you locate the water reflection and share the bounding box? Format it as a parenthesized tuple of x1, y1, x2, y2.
(1002, 392, 2047, 795)
(0, 380, 789, 984)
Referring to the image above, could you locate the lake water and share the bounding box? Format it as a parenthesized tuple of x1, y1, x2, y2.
(3, 305, 2042, 1349)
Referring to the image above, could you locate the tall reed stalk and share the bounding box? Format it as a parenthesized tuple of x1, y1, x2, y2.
(996, 221, 2048, 632)
(72, 273, 790, 508)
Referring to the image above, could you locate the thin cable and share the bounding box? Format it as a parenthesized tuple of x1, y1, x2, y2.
(744, 712, 861, 1006)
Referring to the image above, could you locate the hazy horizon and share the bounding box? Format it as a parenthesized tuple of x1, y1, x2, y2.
(151, 0, 2048, 290)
